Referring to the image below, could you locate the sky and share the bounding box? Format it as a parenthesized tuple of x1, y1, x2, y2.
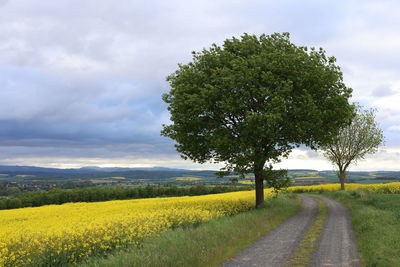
(0, 0, 399, 171)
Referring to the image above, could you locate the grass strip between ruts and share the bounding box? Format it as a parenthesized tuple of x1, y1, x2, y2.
(77, 194, 301, 267)
(285, 196, 328, 267)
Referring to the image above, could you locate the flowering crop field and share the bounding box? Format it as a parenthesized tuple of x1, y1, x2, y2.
(286, 182, 400, 194)
(239, 180, 255, 185)
(0, 189, 274, 266)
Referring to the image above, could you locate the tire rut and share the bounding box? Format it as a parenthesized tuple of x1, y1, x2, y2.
(222, 195, 318, 267)
(311, 195, 360, 267)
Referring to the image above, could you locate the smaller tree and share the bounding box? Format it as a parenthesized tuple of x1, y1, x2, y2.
(320, 106, 384, 190)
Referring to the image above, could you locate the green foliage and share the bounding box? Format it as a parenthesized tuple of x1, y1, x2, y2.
(162, 32, 353, 170)
(319, 105, 385, 189)
(162, 32, 353, 203)
(0, 185, 251, 210)
(263, 165, 291, 193)
(6, 186, 21, 196)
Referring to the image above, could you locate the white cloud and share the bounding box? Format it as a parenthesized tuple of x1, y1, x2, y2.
(274, 149, 332, 171)
(388, 125, 400, 131)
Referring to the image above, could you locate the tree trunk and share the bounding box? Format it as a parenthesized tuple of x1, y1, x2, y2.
(255, 173, 264, 208)
(339, 170, 346, 190)
(254, 160, 265, 208)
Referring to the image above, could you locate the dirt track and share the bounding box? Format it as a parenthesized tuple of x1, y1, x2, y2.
(222, 195, 318, 267)
(311, 195, 360, 267)
(222, 194, 360, 267)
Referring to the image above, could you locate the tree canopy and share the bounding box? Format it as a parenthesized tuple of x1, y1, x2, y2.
(162, 33, 354, 207)
(320, 105, 384, 190)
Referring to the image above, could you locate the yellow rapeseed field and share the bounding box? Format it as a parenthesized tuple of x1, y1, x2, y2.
(2, 182, 399, 266)
(239, 180, 255, 185)
(0, 189, 274, 266)
(286, 182, 400, 194)
(111, 177, 126, 180)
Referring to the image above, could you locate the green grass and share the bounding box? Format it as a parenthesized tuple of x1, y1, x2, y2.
(323, 191, 400, 267)
(286, 196, 327, 267)
(77, 194, 301, 267)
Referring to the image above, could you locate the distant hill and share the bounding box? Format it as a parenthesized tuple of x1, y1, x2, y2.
(0, 165, 218, 181)
(0, 165, 399, 175)
(0, 165, 399, 184)
(0, 165, 187, 175)
(78, 166, 187, 173)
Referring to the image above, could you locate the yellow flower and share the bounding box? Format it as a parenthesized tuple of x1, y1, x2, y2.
(0, 189, 274, 266)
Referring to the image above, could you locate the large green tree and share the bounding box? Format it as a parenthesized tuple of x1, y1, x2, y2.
(161, 33, 353, 207)
(319, 106, 384, 190)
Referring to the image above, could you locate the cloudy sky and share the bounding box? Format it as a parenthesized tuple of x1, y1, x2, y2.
(0, 0, 399, 171)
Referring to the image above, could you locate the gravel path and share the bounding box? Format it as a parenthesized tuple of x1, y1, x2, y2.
(222, 195, 318, 267)
(311, 195, 360, 267)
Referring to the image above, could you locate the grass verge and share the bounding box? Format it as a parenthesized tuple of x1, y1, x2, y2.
(323, 191, 400, 267)
(285, 196, 327, 267)
(77, 194, 301, 267)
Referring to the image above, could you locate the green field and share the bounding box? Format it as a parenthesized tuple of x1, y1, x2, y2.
(1, 167, 400, 197)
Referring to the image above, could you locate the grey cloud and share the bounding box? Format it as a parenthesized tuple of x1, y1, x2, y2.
(0, 141, 176, 160)
(245, 0, 346, 43)
(306, 150, 321, 159)
(0, 1, 257, 80)
(0, 65, 169, 155)
(0, 66, 166, 121)
(318, 1, 400, 71)
(371, 85, 398, 97)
